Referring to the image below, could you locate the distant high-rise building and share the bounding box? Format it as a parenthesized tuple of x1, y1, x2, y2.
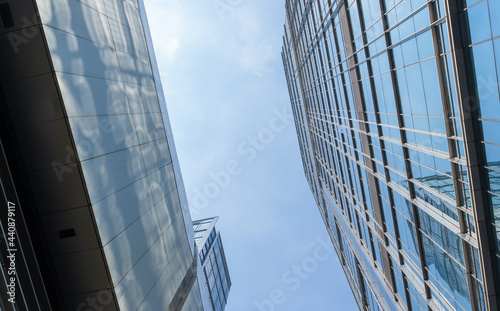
(0, 0, 209, 310)
(193, 217, 232, 311)
(282, 0, 500, 310)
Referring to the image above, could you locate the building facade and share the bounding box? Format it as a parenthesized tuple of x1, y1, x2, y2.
(0, 0, 206, 310)
(282, 0, 500, 310)
(193, 217, 232, 311)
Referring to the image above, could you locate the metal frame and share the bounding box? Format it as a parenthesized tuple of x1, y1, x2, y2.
(443, 0, 500, 310)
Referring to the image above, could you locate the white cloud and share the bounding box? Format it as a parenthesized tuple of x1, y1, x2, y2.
(146, 0, 279, 75)
(235, 9, 277, 75)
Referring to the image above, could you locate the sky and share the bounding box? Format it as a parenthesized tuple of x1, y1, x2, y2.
(143, 1, 358, 310)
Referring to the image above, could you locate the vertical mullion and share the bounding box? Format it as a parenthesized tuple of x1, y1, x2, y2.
(443, 0, 500, 310)
(339, 0, 397, 295)
(427, 1, 481, 310)
(376, 0, 434, 305)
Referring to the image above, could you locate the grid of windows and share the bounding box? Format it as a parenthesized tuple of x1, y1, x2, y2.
(202, 238, 231, 311)
(283, 0, 500, 310)
(193, 218, 232, 311)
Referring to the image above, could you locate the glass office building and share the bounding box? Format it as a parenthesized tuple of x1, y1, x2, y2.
(0, 0, 206, 310)
(282, 0, 500, 310)
(193, 217, 232, 311)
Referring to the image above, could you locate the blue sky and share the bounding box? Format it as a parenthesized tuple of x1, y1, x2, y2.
(143, 1, 358, 310)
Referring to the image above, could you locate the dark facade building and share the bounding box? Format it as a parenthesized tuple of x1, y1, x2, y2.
(0, 0, 210, 310)
(282, 0, 500, 310)
(193, 217, 231, 311)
